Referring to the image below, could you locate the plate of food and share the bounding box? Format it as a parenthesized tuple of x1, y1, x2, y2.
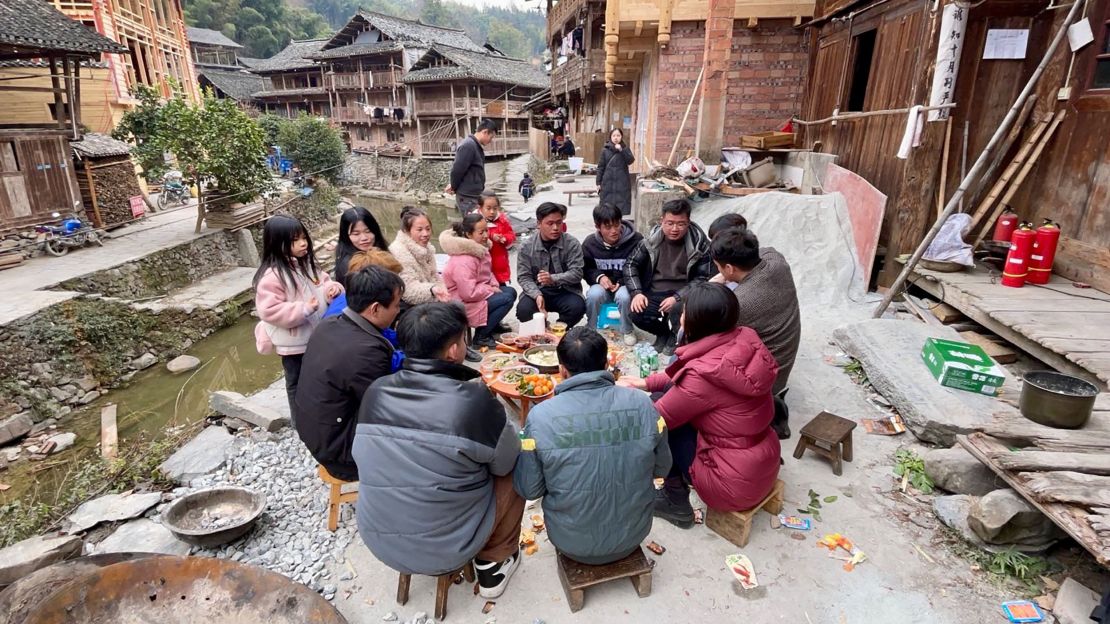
(497, 366, 538, 386)
(482, 353, 517, 371)
(523, 345, 559, 373)
(529, 334, 557, 346)
(517, 373, 555, 399)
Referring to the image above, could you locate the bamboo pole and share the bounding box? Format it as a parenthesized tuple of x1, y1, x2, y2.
(666, 67, 705, 167)
(873, 0, 1086, 318)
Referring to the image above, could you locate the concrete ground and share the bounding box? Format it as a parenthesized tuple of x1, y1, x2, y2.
(321, 157, 1010, 623)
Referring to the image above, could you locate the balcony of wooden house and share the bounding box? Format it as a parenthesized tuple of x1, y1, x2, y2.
(547, 0, 596, 38)
(326, 69, 401, 91)
(484, 99, 530, 119)
(414, 97, 480, 118)
(333, 105, 408, 125)
(551, 54, 604, 97)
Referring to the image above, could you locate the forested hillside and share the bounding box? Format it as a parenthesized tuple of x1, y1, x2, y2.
(183, 0, 545, 61)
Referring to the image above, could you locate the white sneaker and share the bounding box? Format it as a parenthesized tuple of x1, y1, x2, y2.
(623, 333, 638, 347)
(475, 550, 520, 598)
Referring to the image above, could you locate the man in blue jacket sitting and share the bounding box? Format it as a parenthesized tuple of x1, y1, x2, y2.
(513, 327, 671, 565)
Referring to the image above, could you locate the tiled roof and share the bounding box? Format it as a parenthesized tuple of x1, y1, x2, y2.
(198, 67, 265, 102)
(403, 46, 547, 89)
(308, 40, 403, 60)
(252, 86, 329, 98)
(250, 39, 327, 73)
(71, 133, 132, 158)
(186, 27, 241, 49)
(237, 56, 263, 69)
(0, 0, 126, 56)
(321, 11, 485, 54)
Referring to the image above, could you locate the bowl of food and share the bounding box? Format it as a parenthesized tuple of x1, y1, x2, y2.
(498, 332, 519, 346)
(483, 353, 517, 372)
(497, 365, 538, 386)
(523, 345, 560, 373)
(513, 336, 534, 350)
(529, 333, 558, 346)
(517, 373, 555, 399)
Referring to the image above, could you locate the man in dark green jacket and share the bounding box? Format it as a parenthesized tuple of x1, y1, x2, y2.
(513, 327, 671, 565)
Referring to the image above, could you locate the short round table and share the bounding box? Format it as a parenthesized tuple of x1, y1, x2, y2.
(483, 372, 562, 426)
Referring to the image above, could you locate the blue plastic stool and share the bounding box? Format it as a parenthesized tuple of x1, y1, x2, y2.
(597, 303, 622, 330)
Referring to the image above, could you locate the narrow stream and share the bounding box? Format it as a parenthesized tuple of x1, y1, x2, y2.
(1, 195, 453, 505)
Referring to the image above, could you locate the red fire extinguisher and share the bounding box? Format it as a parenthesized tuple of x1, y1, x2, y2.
(1027, 219, 1060, 285)
(992, 207, 1019, 246)
(1001, 222, 1036, 288)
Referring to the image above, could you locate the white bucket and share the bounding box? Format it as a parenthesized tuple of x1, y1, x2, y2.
(567, 156, 584, 174)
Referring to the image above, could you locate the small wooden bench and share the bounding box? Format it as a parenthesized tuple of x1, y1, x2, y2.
(705, 478, 786, 547)
(793, 411, 857, 476)
(396, 562, 475, 621)
(556, 547, 653, 613)
(563, 189, 597, 205)
(317, 465, 358, 532)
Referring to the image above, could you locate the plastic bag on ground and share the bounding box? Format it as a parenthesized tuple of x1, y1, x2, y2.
(923, 213, 975, 267)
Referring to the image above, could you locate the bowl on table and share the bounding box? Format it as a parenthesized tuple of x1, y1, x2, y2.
(517, 373, 556, 400)
(523, 345, 560, 374)
(497, 365, 539, 387)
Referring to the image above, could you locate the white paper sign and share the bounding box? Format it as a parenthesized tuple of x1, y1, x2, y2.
(1068, 19, 1095, 52)
(928, 3, 968, 122)
(984, 29, 1029, 59)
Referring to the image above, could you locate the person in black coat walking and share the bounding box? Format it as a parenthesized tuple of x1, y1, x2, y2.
(596, 129, 635, 216)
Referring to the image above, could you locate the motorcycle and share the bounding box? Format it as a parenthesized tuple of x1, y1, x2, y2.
(158, 170, 191, 209)
(34, 212, 102, 257)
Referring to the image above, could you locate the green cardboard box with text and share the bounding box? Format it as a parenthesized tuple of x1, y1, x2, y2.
(921, 337, 1006, 396)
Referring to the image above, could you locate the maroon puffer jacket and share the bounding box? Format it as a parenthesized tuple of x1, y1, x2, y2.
(646, 326, 780, 511)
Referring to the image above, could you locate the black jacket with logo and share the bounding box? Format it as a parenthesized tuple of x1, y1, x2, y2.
(582, 220, 643, 287)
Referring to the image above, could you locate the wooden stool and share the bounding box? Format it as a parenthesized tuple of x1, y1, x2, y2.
(317, 465, 358, 532)
(556, 546, 653, 613)
(705, 478, 785, 547)
(793, 411, 857, 476)
(396, 562, 475, 621)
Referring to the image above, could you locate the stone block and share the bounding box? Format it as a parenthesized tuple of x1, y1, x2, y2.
(968, 489, 1064, 548)
(159, 425, 235, 484)
(77, 391, 99, 405)
(635, 189, 686, 236)
(132, 353, 157, 370)
(209, 391, 288, 432)
(0, 412, 33, 445)
(46, 432, 76, 454)
(923, 446, 1004, 496)
(166, 355, 201, 374)
(0, 533, 82, 585)
(93, 519, 190, 556)
(65, 491, 163, 534)
(236, 229, 261, 268)
(1055, 577, 1101, 624)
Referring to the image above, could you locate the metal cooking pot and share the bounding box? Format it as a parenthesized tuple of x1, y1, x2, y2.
(1019, 370, 1098, 429)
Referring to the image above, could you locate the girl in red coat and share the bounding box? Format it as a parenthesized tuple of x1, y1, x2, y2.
(620, 282, 780, 527)
(477, 191, 516, 286)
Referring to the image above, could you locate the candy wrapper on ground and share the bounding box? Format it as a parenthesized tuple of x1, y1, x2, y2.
(778, 515, 811, 530)
(817, 533, 868, 571)
(724, 553, 758, 589)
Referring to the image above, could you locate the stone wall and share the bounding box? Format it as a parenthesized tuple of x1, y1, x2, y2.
(340, 154, 452, 195)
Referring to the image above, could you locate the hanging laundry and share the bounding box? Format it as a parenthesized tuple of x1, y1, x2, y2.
(373, 107, 385, 120)
(393, 107, 405, 121)
(572, 27, 584, 56)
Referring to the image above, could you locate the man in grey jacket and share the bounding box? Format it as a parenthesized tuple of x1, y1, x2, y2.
(516, 202, 586, 326)
(514, 327, 671, 565)
(353, 302, 524, 598)
(447, 119, 497, 216)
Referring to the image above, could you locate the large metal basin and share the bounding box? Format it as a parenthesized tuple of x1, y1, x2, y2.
(1019, 370, 1098, 429)
(160, 486, 266, 547)
(22, 555, 347, 624)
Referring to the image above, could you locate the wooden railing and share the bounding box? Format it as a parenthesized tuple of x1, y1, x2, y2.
(419, 134, 530, 157)
(548, 0, 585, 36)
(333, 106, 406, 123)
(328, 70, 399, 90)
(551, 54, 604, 96)
(484, 100, 529, 117)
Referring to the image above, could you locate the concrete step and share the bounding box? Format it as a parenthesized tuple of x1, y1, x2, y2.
(135, 266, 256, 313)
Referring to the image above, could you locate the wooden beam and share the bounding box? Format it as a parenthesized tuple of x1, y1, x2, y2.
(747, 16, 758, 27)
(993, 450, 1110, 476)
(794, 15, 803, 26)
(635, 20, 644, 36)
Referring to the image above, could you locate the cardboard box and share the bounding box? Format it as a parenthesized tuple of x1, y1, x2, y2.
(921, 338, 1006, 396)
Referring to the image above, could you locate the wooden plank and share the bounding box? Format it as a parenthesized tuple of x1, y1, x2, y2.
(968, 113, 1051, 233)
(903, 294, 944, 327)
(1021, 471, 1110, 507)
(959, 433, 1110, 566)
(958, 331, 1017, 364)
(101, 403, 118, 460)
(930, 302, 965, 324)
(992, 450, 1110, 475)
(1054, 236, 1110, 294)
(981, 411, 1110, 453)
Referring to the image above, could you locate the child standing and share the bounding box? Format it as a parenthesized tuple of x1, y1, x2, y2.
(478, 190, 516, 286)
(518, 172, 535, 203)
(253, 215, 342, 425)
(440, 213, 517, 350)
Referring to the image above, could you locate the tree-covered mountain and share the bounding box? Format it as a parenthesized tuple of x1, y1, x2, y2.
(184, 0, 546, 61)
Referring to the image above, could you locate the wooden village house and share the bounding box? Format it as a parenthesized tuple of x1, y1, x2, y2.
(187, 26, 263, 107)
(0, 0, 199, 135)
(250, 39, 331, 118)
(0, 0, 126, 233)
(543, 0, 816, 164)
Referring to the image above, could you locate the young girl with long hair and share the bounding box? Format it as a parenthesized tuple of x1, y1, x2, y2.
(334, 206, 390, 288)
(440, 213, 517, 350)
(253, 215, 342, 424)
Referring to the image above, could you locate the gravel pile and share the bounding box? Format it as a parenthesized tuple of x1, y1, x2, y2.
(171, 429, 357, 600)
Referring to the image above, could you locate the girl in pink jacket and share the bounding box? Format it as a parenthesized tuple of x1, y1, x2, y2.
(440, 213, 517, 350)
(253, 215, 342, 424)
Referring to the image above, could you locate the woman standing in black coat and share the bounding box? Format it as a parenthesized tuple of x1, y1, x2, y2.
(596, 128, 635, 216)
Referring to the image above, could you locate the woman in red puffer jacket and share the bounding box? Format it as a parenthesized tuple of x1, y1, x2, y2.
(620, 282, 780, 527)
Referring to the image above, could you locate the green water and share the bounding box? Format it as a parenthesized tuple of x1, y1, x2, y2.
(1, 317, 283, 503)
(349, 196, 457, 252)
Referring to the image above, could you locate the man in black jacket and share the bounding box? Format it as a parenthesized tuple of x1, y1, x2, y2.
(295, 266, 404, 481)
(353, 302, 524, 598)
(624, 198, 714, 355)
(583, 202, 642, 345)
(447, 119, 498, 216)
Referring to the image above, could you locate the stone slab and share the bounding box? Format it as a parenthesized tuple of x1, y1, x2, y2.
(0, 533, 82, 585)
(1055, 577, 1101, 624)
(159, 425, 235, 484)
(92, 519, 191, 556)
(833, 319, 1020, 446)
(0, 413, 33, 446)
(134, 267, 256, 314)
(166, 355, 201, 374)
(923, 446, 1004, 496)
(209, 391, 288, 432)
(932, 494, 1055, 554)
(65, 491, 164, 534)
(46, 432, 76, 454)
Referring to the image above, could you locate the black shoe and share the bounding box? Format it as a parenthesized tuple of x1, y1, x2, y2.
(474, 335, 497, 349)
(652, 334, 668, 352)
(465, 346, 482, 363)
(496, 322, 512, 333)
(475, 550, 520, 598)
(662, 335, 678, 356)
(772, 392, 791, 439)
(653, 489, 694, 529)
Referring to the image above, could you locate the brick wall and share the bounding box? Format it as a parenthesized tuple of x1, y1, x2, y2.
(653, 19, 808, 161)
